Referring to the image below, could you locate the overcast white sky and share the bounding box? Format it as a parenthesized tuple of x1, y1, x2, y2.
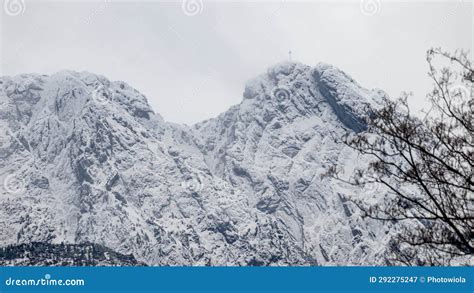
(1, 0, 472, 124)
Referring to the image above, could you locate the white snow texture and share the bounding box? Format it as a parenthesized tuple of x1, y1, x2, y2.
(0, 62, 395, 265)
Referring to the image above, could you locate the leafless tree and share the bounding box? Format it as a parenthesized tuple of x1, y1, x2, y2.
(337, 48, 473, 265)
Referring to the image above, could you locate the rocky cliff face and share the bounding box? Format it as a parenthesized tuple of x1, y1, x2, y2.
(192, 62, 392, 265)
(0, 62, 392, 266)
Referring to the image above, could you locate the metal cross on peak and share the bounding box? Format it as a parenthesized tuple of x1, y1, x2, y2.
(288, 50, 292, 61)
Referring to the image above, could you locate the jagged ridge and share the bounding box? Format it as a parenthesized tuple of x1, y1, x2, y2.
(0, 62, 391, 266)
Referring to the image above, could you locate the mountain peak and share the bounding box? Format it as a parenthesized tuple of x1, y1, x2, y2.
(1, 62, 390, 266)
(243, 61, 311, 100)
(266, 61, 309, 75)
(0, 70, 161, 128)
(239, 60, 386, 133)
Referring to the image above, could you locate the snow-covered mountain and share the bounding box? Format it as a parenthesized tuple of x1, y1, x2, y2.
(0, 62, 393, 265)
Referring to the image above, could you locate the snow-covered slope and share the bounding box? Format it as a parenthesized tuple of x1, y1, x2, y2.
(192, 62, 392, 265)
(0, 62, 392, 265)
